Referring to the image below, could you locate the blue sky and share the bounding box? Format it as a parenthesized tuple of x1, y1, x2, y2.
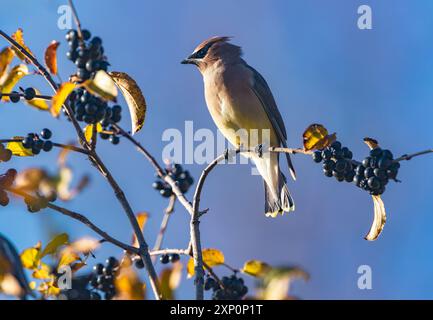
(1, 0, 433, 299)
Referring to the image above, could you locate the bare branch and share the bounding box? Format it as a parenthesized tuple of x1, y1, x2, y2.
(395, 149, 433, 162)
(5, 187, 138, 254)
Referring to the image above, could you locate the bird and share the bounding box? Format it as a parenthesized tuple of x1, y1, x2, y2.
(182, 36, 296, 217)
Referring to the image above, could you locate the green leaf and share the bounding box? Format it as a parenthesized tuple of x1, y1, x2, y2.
(39, 233, 69, 259)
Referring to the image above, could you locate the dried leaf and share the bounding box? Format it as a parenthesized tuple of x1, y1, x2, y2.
(82, 70, 117, 102)
(24, 88, 49, 111)
(51, 82, 76, 117)
(14, 168, 47, 192)
(109, 72, 146, 134)
(0, 64, 28, 101)
(187, 248, 224, 278)
(11, 28, 34, 63)
(160, 262, 183, 300)
(302, 124, 336, 151)
(6, 137, 33, 157)
(83, 123, 102, 143)
(0, 47, 14, 80)
(132, 212, 148, 248)
(241, 260, 272, 277)
(39, 233, 69, 259)
(44, 40, 60, 75)
(365, 195, 387, 241)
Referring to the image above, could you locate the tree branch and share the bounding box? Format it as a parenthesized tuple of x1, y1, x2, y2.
(5, 187, 138, 254)
(0, 138, 89, 155)
(152, 195, 176, 262)
(395, 149, 433, 162)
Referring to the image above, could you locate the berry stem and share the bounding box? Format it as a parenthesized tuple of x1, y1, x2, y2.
(152, 195, 176, 262)
(67, 0, 84, 43)
(5, 187, 138, 254)
(0, 92, 52, 100)
(0, 139, 89, 155)
(394, 149, 433, 162)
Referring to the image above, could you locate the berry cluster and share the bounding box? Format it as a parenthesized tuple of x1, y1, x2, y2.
(65, 29, 107, 82)
(152, 164, 194, 197)
(65, 29, 122, 143)
(88, 257, 119, 300)
(159, 253, 180, 264)
(2, 87, 37, 103)
(204, 275, 248, 300)
(22, 128, 53, 154)
(58, 276, 95, 300)
(353, 147, 400, 195)
(0, 144, 12, 163)
(313, 141, 355, 182)
(312, 141, 400, 196)
(0, 169, 17, 206)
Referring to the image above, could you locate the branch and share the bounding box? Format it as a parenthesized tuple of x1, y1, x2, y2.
(67, 0, 84, 42)
(1, 92, 52, 100)
(395, 149, 433, 162)
(0, 138, 89, 155)
(5, 187, 138, 254)
(152, 195, 176, 262)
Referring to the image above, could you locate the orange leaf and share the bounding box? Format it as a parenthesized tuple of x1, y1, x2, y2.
(11, 28, 33, 63)
(0, 47, 14, 80)
(51, 82, 76, 118)
(132, 212, 148, 248)
(44, 40, 60, 75)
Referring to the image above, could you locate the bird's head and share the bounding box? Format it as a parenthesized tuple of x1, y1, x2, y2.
(181, 36, 242, 72)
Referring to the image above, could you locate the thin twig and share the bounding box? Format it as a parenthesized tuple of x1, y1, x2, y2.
(67, 0, 84, 41)
(152, 195, 176, 262)
(1, 93, 52, 100)
(395, 149, 433, 162)
(5, 187, 138, 254)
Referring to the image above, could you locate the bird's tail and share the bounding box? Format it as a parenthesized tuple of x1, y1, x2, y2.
(264, 172, 295, 217)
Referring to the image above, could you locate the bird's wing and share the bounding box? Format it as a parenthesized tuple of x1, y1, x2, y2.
(245, 64, 296, 180)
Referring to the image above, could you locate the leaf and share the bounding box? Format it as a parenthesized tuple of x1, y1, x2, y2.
(83, 123, 102, 143)
(241, 260, 272, 277)
(261, 266, 309, 300)
(160, 262, 183, 300)
(115, 258, 146, 300)
(6, 137, 33, 157)
(44, 40, 60, 75)
(32, 263, 51, 280)
(20, 247, 40, 270)
(132, 212, 148, 248)
(0, 64, 28, 101)
(14, 168, 47, 192)
(187, 248, 224, 278)
(365, 195, 387, 241)
(11, 28, 34, 63)
(109, 72, 147, 134)
(302, 124, 337, 151)
(24, 88, 49, 111)
(57, 247, 80, 268)
(0, 47, 14, 80)
(39, 233, 69, 259)
(82, 70, 117, 102)
(51, 82, 76, 118)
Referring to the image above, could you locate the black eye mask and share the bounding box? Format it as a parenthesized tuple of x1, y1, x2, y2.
(190, 42, 214, 59)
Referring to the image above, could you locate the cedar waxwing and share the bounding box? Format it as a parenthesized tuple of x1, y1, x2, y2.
(182, 36, 296, 217)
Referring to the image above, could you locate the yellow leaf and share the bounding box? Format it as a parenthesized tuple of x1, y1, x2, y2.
(109, 71, 146, 134)
(82, 70, 117, 102)
(160, 262, 183, 300)
(44, 40, 60, 75)
(0, 64, 28, 101)
(11, 28, 34, 63)
(32, 262, 52, 280)
(24, 88, 49, 111)
(365, 195, 387, 241)
(241, 260, 272, 277)
(20, 247, 40, 270)
(302, 124, 336, 151)
(51, 82, 76, 118)
(39, 233, 69, 259)
(261, 266, 309, 300)
(0, 47, 14, 80)
(58, 247, 80, 268)
(83, 123, 102, 143)
(29, 281, 36, 290)
(187, 248, 224, 278)
(6, 137, 33, 157)
(132, 212, 148, 248)
(114, 265, 145, 300)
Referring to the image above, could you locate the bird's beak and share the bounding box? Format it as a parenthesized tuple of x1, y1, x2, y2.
(181, 56, 196, 65)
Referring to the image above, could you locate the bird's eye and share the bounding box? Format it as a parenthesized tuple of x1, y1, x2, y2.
(195, 48, 208, 59)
